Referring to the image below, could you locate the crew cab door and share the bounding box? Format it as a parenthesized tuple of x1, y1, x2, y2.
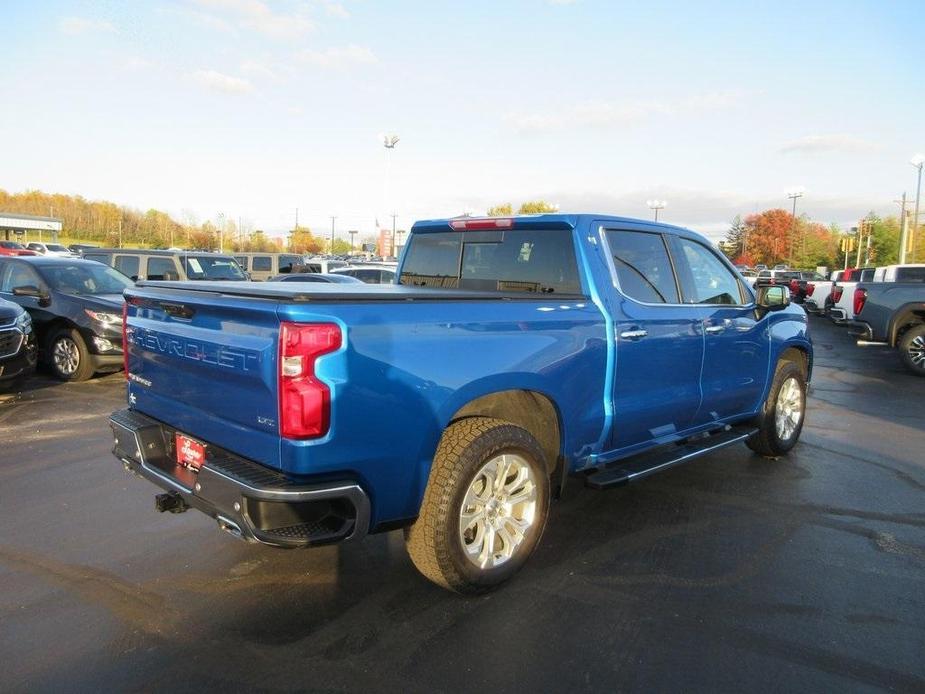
(669, 236, 769, 422)
(601, 228, 704, 452)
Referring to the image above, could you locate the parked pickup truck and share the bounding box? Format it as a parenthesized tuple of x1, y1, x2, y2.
(109, 214, 812, 593)
(849, 275, 925, 375)
(827, 267, 876, 323)
(803, 269, 846, 315)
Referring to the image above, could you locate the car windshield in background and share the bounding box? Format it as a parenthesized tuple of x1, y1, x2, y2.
(399, 229, 581, 294)
(1, 242, 26, 249)
(41, 263, 134, 295)
(46, 244, 69, 252)
(182, 256, 246, 280)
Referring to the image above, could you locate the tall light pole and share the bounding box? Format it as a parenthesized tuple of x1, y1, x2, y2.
(381, 133, 400, 255)
(217, 212, 225, 253)
(895, 193, 910, 263)
(911, 154, 924, 262)
(646, 199, 666, 221)
(349, 229, 357, 252)
(786, 188, 804, 267)
(329, 216, 337, 255)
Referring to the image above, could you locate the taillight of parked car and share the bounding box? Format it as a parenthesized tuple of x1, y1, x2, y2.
(279, 322, 342, 439)
(806, 282, 815, 296)
(789, 279, 799, 294)
(832, 287, 844, 302)
(122, 301, 129, 378)
(853, 288, 867, 316)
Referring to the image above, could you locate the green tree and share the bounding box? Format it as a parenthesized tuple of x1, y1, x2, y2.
(722, 215, 746, 260)
(517, 200, 557, 214)
(487, 203, 513, 216)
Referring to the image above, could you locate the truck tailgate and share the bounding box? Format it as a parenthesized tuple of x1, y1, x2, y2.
(125, 286, 283, 468)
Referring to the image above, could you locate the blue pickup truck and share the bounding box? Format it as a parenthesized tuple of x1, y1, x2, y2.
(110, 214, 812, 593)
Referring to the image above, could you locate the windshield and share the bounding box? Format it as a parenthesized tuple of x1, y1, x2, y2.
(182, 255, 247, 280)
(1, 241, 26, 249)
(41, 262, 134, 295)
(46, 244, 69, 252)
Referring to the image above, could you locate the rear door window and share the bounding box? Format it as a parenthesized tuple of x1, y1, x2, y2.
(278, 255, 301, 273)
(252, 256, 272, 272)
(603, 230, 679, 303)
(147, 257, 179, 280)
(114, 255, 140, 280)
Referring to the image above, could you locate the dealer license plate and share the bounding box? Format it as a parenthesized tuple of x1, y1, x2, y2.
(175, 433, 206, 470)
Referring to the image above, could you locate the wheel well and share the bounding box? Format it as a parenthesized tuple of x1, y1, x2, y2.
(450, 390, 562, 475)
(780, 346, 809, 377)
(894, 309, 925, 345)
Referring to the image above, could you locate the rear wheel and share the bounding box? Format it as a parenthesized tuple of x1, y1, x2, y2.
(747, 359, 807, 457)
(405, 417, 550, 594)
(48, 328, 94, 382)
(899, 325, 925, 376)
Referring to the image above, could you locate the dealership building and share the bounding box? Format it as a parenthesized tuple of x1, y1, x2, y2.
(0, 212, 63, 243)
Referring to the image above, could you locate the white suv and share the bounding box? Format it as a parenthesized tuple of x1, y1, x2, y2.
(25, 242, 74, 257)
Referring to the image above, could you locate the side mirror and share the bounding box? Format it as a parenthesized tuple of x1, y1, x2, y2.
(757, 284, 790, 311)
(13, 285, 51, 307)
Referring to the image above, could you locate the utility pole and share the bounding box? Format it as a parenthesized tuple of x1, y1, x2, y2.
(330, 216, 337, 254)
(349, 230, 357, 252)
(390, 214, 398, 257)
(911, 155, 923, 262)
(118, 218, 122, 249)
(855, 220, 865, 267)
(896, 193, 910, 263)
(787, 190, 804, 267)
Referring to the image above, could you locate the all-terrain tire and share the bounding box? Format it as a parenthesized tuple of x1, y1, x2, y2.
(405, 417, 550, 594)
(746, 359, 807, 457)
(898, 324, 925, 377)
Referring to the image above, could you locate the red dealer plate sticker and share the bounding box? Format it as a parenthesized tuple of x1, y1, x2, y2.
(175, 433, 206, 470)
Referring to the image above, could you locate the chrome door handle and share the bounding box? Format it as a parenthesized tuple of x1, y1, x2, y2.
(705, 325, 725, 335)
(620, 329, 648, 340)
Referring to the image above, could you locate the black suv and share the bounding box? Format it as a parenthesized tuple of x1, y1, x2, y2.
(0, 256, 133, 381)
(0, 297, 37, 389)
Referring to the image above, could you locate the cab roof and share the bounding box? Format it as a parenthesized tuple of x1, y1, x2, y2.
(410, 213, 695, 236)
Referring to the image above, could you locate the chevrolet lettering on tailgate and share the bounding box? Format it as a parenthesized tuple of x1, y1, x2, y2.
(131, 326, 261, 371)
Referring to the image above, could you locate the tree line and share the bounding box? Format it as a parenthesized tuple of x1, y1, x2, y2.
(0, 188, 330, 253)
(720, 209, 913, 269)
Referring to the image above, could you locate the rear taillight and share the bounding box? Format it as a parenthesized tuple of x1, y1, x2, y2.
(832, 287, 844, 302)
(279, 322, 342, 439)
(853, 288, 867, 316)
(789, 279, 799, 294)
(122, 301, 129, 379)
(806, 282, 815, 296)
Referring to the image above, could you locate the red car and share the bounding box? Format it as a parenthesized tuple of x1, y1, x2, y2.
(0, 241, 38, 256)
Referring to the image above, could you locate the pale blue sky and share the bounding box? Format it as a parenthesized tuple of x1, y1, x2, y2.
(2, 0, 923, 240)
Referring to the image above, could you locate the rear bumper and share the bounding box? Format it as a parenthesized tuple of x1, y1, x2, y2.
(803, 299, 821, 314)
(829, 307, 847, 323)
(109, 408, 370, 548)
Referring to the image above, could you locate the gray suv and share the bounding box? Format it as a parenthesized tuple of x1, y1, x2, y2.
(82, 249, 248, 282)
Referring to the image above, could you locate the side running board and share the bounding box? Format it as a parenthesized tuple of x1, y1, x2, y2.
(585, 426, 758, 490)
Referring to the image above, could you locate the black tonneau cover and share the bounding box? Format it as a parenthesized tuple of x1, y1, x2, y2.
(132, 280, 588, 303)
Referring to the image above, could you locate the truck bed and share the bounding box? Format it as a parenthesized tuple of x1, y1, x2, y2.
(136, 280, 588, 303)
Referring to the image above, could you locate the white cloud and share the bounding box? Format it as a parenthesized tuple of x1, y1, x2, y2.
(323, 1, 350, 19)
(780, 134, 875, 155)
(191, 0, 314, 38)
(58, 17, 116, 35)
(504, 90, 748, 132)
(189, 69, 254, 94)
(296, 44, 377, 68)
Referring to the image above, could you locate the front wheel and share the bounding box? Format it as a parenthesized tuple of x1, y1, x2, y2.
(747, 359, 807, 457)
(405, 417, 550, 594)
(899, 325, 925, 376)
(48, 328, 94, 381)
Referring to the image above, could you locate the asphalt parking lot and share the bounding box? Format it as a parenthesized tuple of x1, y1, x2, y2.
(1, 316, 923, 692)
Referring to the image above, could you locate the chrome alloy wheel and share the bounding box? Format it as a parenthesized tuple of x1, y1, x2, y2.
(908, 335, 925, 369)
(53, 336, 80, 376)
(775, 376, 803, 441)
(458, 453, 538, 570)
